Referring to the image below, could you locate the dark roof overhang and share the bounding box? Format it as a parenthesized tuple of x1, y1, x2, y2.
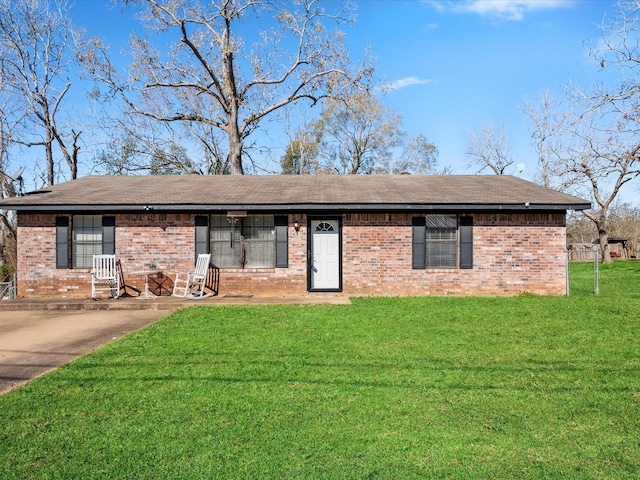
(7, 202, 592, 213)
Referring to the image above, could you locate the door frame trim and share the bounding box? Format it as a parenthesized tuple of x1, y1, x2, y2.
(307, 215, 343, 292)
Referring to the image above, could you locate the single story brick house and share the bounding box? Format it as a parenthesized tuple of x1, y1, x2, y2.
(0, 174, 590, 297)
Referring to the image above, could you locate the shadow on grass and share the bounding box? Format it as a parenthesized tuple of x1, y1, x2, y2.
(62, 353, 635, 394)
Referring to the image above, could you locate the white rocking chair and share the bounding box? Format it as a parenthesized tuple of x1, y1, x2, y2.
(173, 254, 212, 299)
(91, 254, 120, 299)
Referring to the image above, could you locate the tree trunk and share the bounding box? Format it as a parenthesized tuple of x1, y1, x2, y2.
(598, 225, 612, 264)
(220, 5, 243, 176)
(45, 126, 55, 186)
(228, 128, 243, 175)
(0, 212, 17, 277)
(0, 175, 17, 276)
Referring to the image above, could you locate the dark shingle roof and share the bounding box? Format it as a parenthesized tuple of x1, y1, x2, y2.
(0, 175, 591, 212)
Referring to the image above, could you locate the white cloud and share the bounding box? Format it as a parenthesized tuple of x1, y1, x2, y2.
(427, 0, 575, 21)
(386, 76, 433, 92)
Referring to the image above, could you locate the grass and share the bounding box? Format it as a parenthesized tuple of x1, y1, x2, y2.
(1, 262, 640, 478)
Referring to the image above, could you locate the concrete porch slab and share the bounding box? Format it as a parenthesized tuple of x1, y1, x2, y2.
(0, 294, 351, 311)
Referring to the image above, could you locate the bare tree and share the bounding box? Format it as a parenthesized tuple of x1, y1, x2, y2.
(525, 93, 640, 264)
(607, 202, 640, 257)
(562, 116, 640, 263)
(0, 0, 80, 185)
(538, 0, 640, 264)
(280, 130, 321, 175)
(589, 1, 640, 115)
(568, 202, 640, 259)
(526, 89, 640, 265)
(278, 104, 321, 174)
(0, 95, 20, 276)
(393, 133, 440, 175)
(465, 123, 514, 175)
(522, 91, 576, 190)
(80, 0, 372, 175)
(93, 112, 230, 175)
(566, 210, 596, 245)
(282, 92, 439, 175)
(315, 92, 404, 174)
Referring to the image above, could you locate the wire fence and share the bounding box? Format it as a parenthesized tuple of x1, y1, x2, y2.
(0, 274, 17, 300)
(567, 249, 599, 296)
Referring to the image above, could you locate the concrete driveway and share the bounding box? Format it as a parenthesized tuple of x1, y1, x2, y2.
(0, 310, 169, 395)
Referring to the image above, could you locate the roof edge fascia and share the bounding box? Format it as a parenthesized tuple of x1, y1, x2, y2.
(5, 202, 592, 212)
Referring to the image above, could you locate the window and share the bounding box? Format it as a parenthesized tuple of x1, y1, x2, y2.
(56, 217, 70, 269)
(56, 215, 115, 269)
(412, 215, 473, 270)
(210, 214, 275, 268)
(425, 214, 457, 268)
(315, 222, 335, 232)
(73, 215, 102, 268)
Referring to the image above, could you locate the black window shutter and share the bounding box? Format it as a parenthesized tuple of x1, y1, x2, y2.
(195, 216, 209, 260)
(55, 216, 69, 269)
(275, 215, 288, 268)
(102, 216, 116, 255)
(412, 217, 426, 270)
(460, 216, 473, 269)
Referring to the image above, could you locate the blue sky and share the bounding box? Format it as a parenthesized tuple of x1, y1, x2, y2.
(65, 0, 636, 201)
(350, 0, 612, 174)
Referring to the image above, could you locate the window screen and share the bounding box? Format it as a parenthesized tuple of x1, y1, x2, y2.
(73, 215, 102, 268)
(425, 214, 457, 268)
(56, 217, 69, 269)
(210, 214, 275, 268)
(243, 214, 275, 268)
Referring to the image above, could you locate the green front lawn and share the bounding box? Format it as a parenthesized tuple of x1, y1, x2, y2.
(1, 262, 640, 478)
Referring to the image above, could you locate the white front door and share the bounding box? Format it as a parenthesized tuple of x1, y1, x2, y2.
(310, 219, 340, 290)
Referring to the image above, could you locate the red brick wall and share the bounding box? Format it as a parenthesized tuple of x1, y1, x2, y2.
(342, 213, 566, 296)
(17, 213, 196, 297)
(16, 212, 568, 297)
(217, 215, 308, 295)
(17, 215, 67, 296)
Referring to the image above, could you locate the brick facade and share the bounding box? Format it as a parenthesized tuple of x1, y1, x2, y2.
(16, 211, 568, 298)
(342, 212, 566, 296)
